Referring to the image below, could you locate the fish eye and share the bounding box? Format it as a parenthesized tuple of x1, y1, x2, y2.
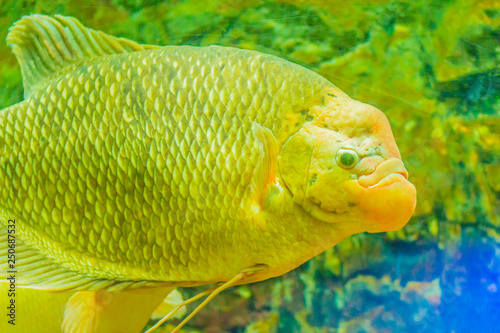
(336, 148, 359, 169)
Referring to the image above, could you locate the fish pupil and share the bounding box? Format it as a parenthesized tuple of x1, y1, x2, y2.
(340, 152, 356, 167)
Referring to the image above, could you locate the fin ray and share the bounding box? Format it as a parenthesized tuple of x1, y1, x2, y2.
(7, 14, 162, 97)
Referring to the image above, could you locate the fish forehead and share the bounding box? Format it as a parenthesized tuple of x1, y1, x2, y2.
(309, 97, 401, 161)
(0, 46, 329, 282)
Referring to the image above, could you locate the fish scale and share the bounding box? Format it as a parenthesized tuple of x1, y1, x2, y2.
(0, 43, 328, 283)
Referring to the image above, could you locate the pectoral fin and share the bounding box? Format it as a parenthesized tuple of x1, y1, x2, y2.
(62, 287, 174, 333)
(249, 123, 280, 209)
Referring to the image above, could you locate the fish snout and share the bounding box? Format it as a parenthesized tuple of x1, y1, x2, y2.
(344, 158, 417, 233)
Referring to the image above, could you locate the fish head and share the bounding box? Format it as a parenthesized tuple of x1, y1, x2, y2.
(279, 93, 416, 233)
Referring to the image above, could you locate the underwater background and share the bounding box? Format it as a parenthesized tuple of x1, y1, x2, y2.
(0, 0, 499, 332)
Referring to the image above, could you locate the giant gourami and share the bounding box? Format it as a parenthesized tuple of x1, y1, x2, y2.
(0, 15, 416, 332)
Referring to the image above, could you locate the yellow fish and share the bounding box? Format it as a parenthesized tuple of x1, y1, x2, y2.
(0, 15, 416, 332)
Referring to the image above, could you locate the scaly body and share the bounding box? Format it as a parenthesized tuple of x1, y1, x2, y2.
(0, 44, 346, 285)
(0, 15, 416, 332)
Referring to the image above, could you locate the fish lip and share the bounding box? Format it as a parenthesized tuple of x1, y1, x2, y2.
(357, 158, 409, 188)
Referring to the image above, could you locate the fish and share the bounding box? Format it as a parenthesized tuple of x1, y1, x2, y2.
(0, 14, 416, 333)
(0, 282, 185, 332)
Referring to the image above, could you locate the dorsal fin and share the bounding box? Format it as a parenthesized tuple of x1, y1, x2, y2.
(7, 14, 162, 97)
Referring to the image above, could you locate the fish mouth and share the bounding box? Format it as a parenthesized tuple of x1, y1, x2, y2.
(301, 159, 411, 224)
(357, 158, 409, 188)
(342, 157, 416, 233)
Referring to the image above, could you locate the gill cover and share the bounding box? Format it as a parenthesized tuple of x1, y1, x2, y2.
(279, 125, 359, 223)
(279, 127, 313, 205)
